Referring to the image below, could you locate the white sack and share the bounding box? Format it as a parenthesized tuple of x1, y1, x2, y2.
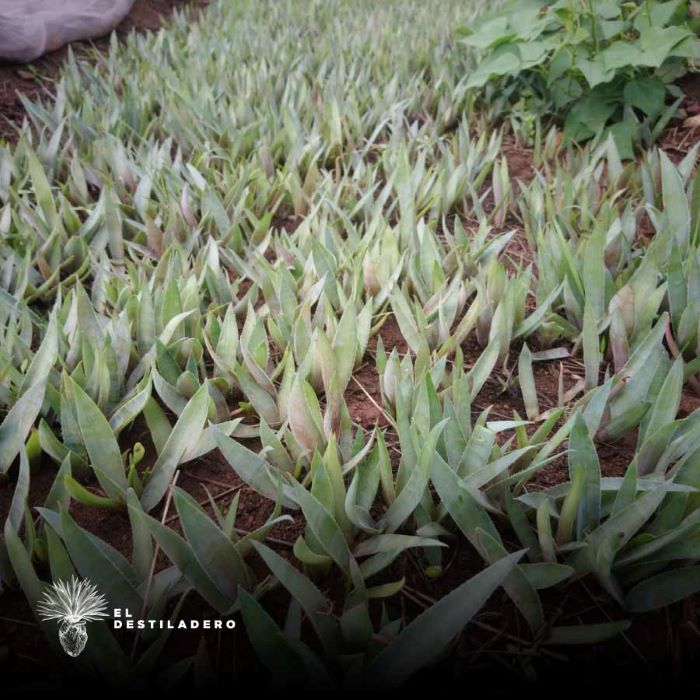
(0, 0, 136, 63)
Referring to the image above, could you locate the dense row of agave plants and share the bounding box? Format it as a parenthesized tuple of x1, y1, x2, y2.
(2, 0, 700, 687)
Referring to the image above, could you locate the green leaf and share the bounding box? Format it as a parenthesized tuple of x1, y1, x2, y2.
(544, 621, 631, 645)
(569, 413, 601, 538)
(143, 397, 172, 455)
(639, 357, 684, 447)
(624, 77, 666, 118)
(27, 150, 56, 228)
(381, 421, 446, 533)
(126, 489, 153, 581)
(333, 303, 357, 391)
(141, 383, 210, 512)
(3, 519, 43, 606)
(365, 551, 523, 689)
(582, 301, 600, 392)
(238, 588, 308, 685)
(580, 483, 671, 603)
(172, 487, 250, 600)
(70, 377, 127, 500)
(8, 444, 30, 531)
(626, 565, 700, 612)
(64, 476, 123, 510)
(0, 382, 49, 475)
(432, 452, 501, 546)
(520, 563, 574, 589)
(108, 380, 152, 434)
(475, 528, 544, 633)
(661, 151, 691, 248)
(134, 506, 232, 613)
(59, 508, 142, 613)
(213, 427, 297, 508)
(293, 482, 352, 572)
(252, 542, 338, 655)
(518, 343, 539, 420)
(353, 534, 446, 557)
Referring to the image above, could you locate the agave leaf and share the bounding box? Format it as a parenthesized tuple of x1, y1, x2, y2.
(581, 380, 612, 436)
(8, 444, 30, 531)
(238, 587, 315, 686)
(103, 186, 124, 262)
(544, 621, 631, 645)
(381, 421, 446, 533)
(475, 528, 544, 633)
(152, 370, 188, 415)
(126, 489, 153, 582)
(505, 490, 540, 561)
(43, 455, 73, 513)
(172, 487, 251, 599)
(288, 377, 325, 454)
(518, 344, 539, 421)
(333, 303, 358, 391)
(582, 227, 606, 321)
(520, 562, 574, 589)
(213, 427, 297, 508)
(432, 453, 501, 546)
(513, 283, 563, 339)
(536, 500, 556, 563)
(582, 301, 600, 392)
(353, 534, 446, 557)
(64, 476, 123, 510)
(615, 506, 700, 568)
(252, 541, 338, 655)
(638, 357, 684, 447)
(390, 290, 424, 355)
(143, 397, 172, 455)
(0, 382, 50, 475)
(19, 313, 59, 395)
(293, 481, 352, 572)
(45, 525, 75, 582)
(661, 151, 690, 249)
(141, 383, 210, 512)
(293, 535, 332, 566)
(467, 337, 501, 400)
(464, 446, 536, 490)
(568, 413, 601, 538)
(364, 551, 523, 690)
(70, 377, 128, 500)
(577, 483, 671, 603)
(58, 508, 142, 613)
(133, 505, 232, 614)
(598, 403, 649, 442)
(38, 419, 87, 474)
(236, 362, 280, 425)
(108, 379, 152, 433)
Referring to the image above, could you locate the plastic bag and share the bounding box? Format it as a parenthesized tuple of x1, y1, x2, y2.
(0, 0, 136, 63)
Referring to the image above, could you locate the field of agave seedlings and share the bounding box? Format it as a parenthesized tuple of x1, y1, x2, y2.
(4, 0, 700, 690)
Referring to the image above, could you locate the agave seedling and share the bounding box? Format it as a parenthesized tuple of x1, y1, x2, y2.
(0, 309, 58, 476)
(510, 402, 700, 610)
(243, 542, 523, 690)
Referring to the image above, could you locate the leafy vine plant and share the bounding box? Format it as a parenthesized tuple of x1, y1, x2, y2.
(462, 0, 700, 156)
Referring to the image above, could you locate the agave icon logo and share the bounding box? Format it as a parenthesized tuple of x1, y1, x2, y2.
(36, 576, 109, 657)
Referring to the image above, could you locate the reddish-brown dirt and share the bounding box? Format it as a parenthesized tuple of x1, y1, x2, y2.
(0, 0, 210, 140)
